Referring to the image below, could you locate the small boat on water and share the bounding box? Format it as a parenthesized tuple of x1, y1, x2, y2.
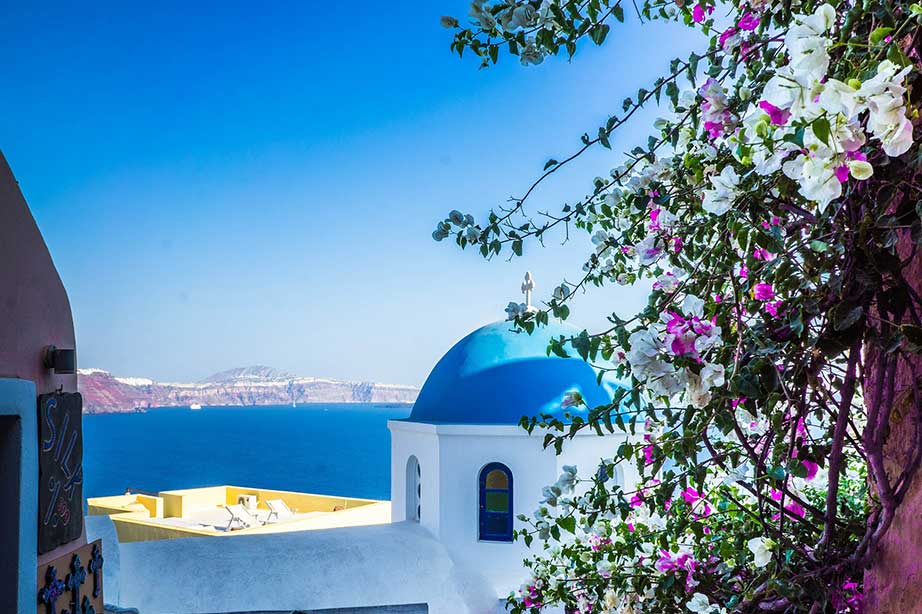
(190, 403, 203, 410)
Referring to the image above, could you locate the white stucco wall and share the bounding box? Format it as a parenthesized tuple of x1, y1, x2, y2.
(114, 522, 499, 614)
(388, 421, 634, 601)
(435, 425, 556, 599)
(389, 421, 440, 534)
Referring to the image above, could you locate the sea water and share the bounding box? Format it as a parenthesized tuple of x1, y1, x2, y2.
(82, 404, 411, 500)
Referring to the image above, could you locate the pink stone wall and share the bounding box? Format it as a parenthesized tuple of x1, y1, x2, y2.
(0, 150, 84, 565)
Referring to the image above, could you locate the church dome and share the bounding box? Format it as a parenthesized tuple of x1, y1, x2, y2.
(408, 320, 621, 425)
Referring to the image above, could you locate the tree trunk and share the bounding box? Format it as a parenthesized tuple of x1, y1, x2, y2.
(863, 232, 922, 612)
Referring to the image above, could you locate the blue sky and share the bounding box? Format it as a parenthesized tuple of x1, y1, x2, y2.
(1, 2, 701, 385)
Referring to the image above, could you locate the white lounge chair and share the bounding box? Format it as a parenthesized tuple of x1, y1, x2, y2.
(265, 499, 294, 523)
(224, 504, 261, 530)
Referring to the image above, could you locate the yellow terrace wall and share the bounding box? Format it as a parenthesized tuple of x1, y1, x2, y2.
(87, 485, 384, 544)
(108, 515, 216, 543)
(223, 486, 377, 513)
(159, 486, 227, 517)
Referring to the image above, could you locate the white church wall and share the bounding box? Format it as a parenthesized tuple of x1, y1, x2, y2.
(557, 431, 639, 494)
(388, 421, 441, 535)
(434, 425, 558, 600)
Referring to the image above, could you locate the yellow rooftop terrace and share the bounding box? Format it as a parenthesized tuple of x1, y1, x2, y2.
(87, 485, 390, 543)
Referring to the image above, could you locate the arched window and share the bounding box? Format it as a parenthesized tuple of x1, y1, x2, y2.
(406, 455, 420, 522)
(479, 462, 513, 542)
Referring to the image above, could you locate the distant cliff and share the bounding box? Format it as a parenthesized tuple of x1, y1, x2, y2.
(78, 365, 418, 414)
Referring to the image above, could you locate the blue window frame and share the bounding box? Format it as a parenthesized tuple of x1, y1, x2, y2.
(479, 462, 513, 542)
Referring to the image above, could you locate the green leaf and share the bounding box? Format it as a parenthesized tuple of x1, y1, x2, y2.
(811, 117, 831, 146)
(589, 24, 610, 45)
(558, 515, 576, 534)
(832, 303, 863, 331)
(598, 126, 611, 149)
(612, 4, 625, 22)
(767, 465, 787, 481)
(870, 26, 894, 44)
(511, 240, 523, 257)
(543, 158, 559, 171)
(665, 81, 679, 108)
(809, 240, 829, 252)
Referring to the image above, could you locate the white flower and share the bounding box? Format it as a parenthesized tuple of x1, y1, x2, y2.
(747, 536, 775, 567)
(647, 369, 687, 398)
(592, 230, 613, 254)
(782, 153, 841, 207)
(848, 159, 874, 180)
(700, 362, 726, 388)
(552, 283, 571, 301)
(561, 390, 584, 409)
(687, 593, 717, 614)
(555, 465, 578, 493)
(635, 234, 664, 266)
(654, 271, 681, 293)
(874, 113, 914, 157)
(682, 294, 706, 317)
(701, 166, 740, 216)
(505, 301, 527, 320)
(685, 373, 712, 408)
(469, 1, 496, 29)
(678, 88, 697, 109)
(540, 485, 560, 506)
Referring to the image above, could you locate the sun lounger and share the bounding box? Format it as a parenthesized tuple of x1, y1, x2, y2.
(265, 499, 294, 523)
(224, 503, 262, 530)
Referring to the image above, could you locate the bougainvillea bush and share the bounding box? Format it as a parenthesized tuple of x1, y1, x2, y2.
(436, 1, 922, 612)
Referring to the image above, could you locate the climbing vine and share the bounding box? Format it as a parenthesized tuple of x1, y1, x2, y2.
(436, 1, 922, 612)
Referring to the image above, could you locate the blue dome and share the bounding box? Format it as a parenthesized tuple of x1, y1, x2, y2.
(408, 320, 622, 425)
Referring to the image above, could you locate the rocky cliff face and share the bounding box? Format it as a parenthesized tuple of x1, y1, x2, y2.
(78, 365, 418, 414)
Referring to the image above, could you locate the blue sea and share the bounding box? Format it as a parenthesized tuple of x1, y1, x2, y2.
(82, 404, 412, 500)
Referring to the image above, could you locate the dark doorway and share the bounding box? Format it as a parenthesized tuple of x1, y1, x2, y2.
(0, 415, 23, 609)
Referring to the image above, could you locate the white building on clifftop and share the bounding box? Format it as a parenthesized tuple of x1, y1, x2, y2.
(91, 282, 636, 614)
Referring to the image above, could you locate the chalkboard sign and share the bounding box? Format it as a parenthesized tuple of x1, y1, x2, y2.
(37, 392, 84, 554)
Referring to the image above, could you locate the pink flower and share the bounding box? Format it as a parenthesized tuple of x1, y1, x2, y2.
(671, 236, 684, 253)
(759, 101, 791, 126)
(704, 120, 724, 139)
(753, 282, 775, 301)
(765, 300, 782, 317)
(682, 487, 702, 505)
(753, 247, 775, 261)
(643, 445, 655, 465)
(630, 492, 645, 508)
(847, 150, 868, 162)
(739, 264, 749, 279)
(836, 164, 850, 183)
(786, 501, 805, 519)
(692, 3, 713, 23)
(802, 460, 819, 480)
(719, 27, 738, 48)
(587, 533, 612, 551)
(739, 40, 756, 62)
(738, 11, 760, 31)
(656, 551, 677, 572)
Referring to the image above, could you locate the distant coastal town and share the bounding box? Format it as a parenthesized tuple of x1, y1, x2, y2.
(78, 364, 419, 413)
